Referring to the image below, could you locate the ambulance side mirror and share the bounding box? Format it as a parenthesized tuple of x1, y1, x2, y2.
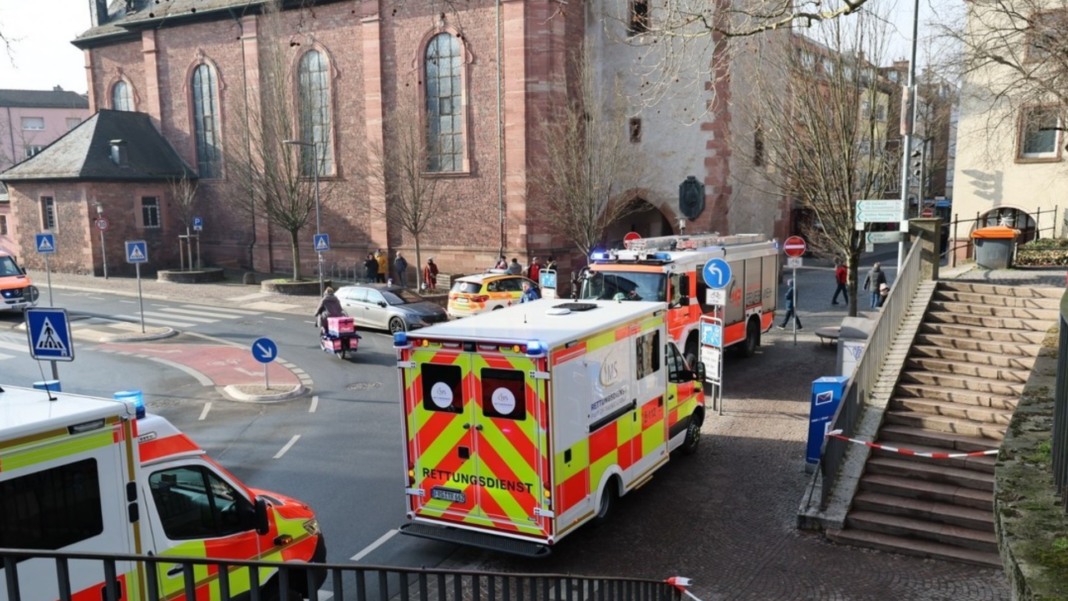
(696, 361, 707, 383)
(253, 497, 270, 535)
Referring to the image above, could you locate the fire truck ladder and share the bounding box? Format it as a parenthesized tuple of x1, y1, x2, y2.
(625, 233, 767, 251)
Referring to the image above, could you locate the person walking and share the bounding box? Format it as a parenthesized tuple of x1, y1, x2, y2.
(375, 250, 388, 283)
(528, 257, 541, 285)
(520, 280, 540, 303)
(507, 258, 522, 275)
(777, 278, 802, 330)
(494, 256, 508, 270)
(423, 257, 439, 291)
(862, 263, 888, 309)
(545, 256, 558, 272)
(363, 253, 378, 283)
(831, 261, 848, 305)
(394, 251, 409, 288)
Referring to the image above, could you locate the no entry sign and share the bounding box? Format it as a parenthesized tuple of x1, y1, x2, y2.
(783, 236, 807, 258)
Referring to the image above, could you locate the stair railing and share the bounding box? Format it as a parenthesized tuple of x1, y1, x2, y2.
(820, 235, 925, 507)
(1054, 291, 1068, 513)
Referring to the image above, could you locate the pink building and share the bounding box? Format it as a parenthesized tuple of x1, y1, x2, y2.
(0, 88, 91, 254)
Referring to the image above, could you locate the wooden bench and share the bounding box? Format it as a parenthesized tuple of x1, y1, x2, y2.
(814, 327, 840, 347)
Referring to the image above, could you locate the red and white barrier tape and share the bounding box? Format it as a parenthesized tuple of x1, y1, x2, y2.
(666, 577, 704, 601)
(825, 429, 997, 458)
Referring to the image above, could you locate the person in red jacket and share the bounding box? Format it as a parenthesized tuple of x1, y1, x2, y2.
(528, 257, 541, 286)
(831, 261, 848, 305)
(423, 257, 440, 291)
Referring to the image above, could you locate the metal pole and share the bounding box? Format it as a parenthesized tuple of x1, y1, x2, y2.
(196, 234, 201, 269)
(186, 226, 193, 272)
(791, 268, 798, 346)
(314, 142, 323, 297)
(46, 255, 53, 307)
(50, 359, 58, 381)
(135, 263, 145, 333)
(264, 361, 269, 389)
(897, 0, 922, 274)
(100, 229, 108, 279)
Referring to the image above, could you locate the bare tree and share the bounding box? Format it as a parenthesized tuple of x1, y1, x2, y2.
(527, 43, 645, 258)
(224, 0, 328, 281)
(167, 171, 200, 270)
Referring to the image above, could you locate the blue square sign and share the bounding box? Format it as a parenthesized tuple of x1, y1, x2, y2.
(700, 322, 722, 347)
(125, 240, 148, 263)
(25, 308, 74, 361)
(313, 234, 330, 252)
(35, 233, 56, 254)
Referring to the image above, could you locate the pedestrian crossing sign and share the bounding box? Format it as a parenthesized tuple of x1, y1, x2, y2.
(35, 233, 56, 254)
(125, 240, 148, 263)
(25, 308, 75, 362)
(313, 233, 330, 252)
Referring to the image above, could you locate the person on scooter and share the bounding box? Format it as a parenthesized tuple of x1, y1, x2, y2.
(314, 287, 345, 335)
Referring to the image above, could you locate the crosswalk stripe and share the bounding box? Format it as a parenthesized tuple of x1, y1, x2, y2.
(0, 340, 28, 353)
(180, 305, 260, 316)
(0, 352, 14, 361)
(139, 310, 218, 323)
(157, 308, 243, 319)
(114, 315, 199, 327)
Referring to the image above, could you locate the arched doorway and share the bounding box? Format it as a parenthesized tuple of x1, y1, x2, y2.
(976, 207, 1038, 243)
(603, 198, 674, 249)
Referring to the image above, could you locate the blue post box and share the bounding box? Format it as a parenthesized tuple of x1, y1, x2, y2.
(807, 376, 850, 469)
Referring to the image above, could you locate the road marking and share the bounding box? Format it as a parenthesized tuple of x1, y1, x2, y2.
(274, 435, 301, 459)
(350, 529, 397, 562)
(265, 316, 284, 321)
(181, 305, 260, 316)
(119, 300, 136, 304)
(310, 395, 318, 413)
(141, 310, 218, 323)
(198, 402, 212, 421)
(304, 321, 316, 325)
(160, 307, 238, 319)
(89, 296, 105, 301)
(0, 340, 27, 353)
(0, 352, 14, 361)
(115, 314, 198, 327)
(144, 357, 215, 387)
(234, 367, 263, 376)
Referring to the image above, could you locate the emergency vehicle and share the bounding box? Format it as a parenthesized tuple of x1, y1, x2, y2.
(395, 299, 705, 555)
(580, 233, 779, 366)
(0, 385, 326, 601)
(0, 252, 38, 312)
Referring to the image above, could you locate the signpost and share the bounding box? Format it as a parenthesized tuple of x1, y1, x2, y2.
(540, 270, 557, 300)
(782, 236, 807, 346)
(623, 231, 641, 249)
(125, 241, 148, 333)
(35, 233, 56, 306)
(193, 216, 203, 231)
(251, 337, 278, 388)
(854, 199, 905, 229)
(783, 236, 807, 258)
(313, 234, 329, 296)
(94, 216, 110, 279)
(26, 307, 74, 384)
(700, 257, 731, 415)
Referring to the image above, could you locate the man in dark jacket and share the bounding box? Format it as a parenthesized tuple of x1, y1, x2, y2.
(778, 279, 802, 330)
(862, 263, 888, 309)
(363, 253, 378, 283)
(394, 252, 409, 287)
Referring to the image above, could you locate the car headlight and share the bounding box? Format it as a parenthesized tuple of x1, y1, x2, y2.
(303, 518, 321, 536)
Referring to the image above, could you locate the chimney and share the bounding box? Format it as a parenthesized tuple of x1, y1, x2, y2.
(92, 0, 109, 26)
(110, 139, 128, 167)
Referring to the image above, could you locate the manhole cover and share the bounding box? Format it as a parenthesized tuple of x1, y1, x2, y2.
(347, 382, 382, 391)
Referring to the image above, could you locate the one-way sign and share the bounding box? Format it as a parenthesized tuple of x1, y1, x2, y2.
(25, 308, 74, 361)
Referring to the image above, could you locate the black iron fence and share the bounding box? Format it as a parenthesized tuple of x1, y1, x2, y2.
(945, 206, 1060, 268)
(0, 548, 682, 601)
(1054, 292, 1068, 514)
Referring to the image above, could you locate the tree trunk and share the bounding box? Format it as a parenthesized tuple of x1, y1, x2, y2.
(414, 235, 422, 292)
(289, 229, 302, 281)
(846, 249, 861, 318)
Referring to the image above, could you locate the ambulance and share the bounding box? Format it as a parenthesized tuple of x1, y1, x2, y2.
(395, 299, 705, 555)
(0, 252, 38, 312)
(0, 385, 326, 601)
(579, 233, 779, 367)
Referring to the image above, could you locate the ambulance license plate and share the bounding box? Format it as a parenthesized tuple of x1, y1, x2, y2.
(431, 487, 466, 504)
(456, 298, 469, 304)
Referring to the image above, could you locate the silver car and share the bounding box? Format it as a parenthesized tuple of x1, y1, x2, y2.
(336, 284, 448, 333)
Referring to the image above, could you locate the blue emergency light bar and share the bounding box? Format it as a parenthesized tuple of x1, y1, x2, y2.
(526, 340, 546, 357)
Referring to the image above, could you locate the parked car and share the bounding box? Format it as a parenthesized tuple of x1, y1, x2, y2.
(336, 283, 448, 333)
(447, 272, 538, 319)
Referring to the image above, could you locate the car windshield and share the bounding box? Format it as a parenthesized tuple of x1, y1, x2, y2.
(0, 256, 21, 277)
(382, 289, 424, 305)
(451, 281, 482, 294)
(580, 271, 667, 302)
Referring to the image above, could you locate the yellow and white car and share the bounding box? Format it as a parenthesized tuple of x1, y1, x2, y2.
(447, 272, 538, 319)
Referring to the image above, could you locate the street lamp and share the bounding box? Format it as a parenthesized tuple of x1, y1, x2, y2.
(282, 138, 323, 296)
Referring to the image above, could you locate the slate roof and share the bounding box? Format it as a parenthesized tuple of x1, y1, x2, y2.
(0, 110, 196, 183)
(76, 0, 260, 44)
(0, 89, 89, 109)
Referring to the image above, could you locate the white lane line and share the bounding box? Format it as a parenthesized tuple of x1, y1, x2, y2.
(309, 396, 318, 413)
(0, 340, 28, 353)
(264, 316, 284, 321)
(350, 529, 398, 562)
(118, 300, 136, 303)
(140, 310, 218, 323)
(274, 435, 301, 459)
(144, 357, 215, 386)
(181, 305, 260, 316)
(198, 402, 212, 421)
(157, 308, 237, 319)
(88, 296, 105, 301)
(115, 315, 198, 327)
(0, 352, 14, 361)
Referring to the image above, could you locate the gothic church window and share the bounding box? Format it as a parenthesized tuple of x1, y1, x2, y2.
(298, 50, 334, 176)
(192, 64, 222, 178)
(112, 81, 133, 111)
(425, 33, 463, 173)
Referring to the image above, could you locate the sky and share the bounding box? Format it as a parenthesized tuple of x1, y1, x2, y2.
(0, 0, 957, 94)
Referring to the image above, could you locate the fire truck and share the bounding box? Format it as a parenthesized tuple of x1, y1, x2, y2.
(579, 233, 780, 367)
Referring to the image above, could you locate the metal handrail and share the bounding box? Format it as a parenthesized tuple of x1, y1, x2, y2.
(819, 236, 924, 507)
(1054, 293, 1068, 513)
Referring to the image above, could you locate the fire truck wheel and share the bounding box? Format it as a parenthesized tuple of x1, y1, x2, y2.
(593, 479, 619, 525)
(681, 412, 703, 455)
(741, 319, 760, 358)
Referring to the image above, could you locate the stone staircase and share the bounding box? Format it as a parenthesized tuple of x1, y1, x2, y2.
(829, 281, 1060, 566)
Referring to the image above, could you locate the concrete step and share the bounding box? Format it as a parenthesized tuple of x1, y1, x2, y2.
(879, 424, 1001, 454)
(889, 397, 1014, 425)
(909, 344, 1037, 369)
(938, 281, 1064, 299)
(844, 511, 998, 552)
(884, 411, 1007, 441)
(827, 528, 1002, 567)
(852, 491, 994, 531)
(924, 310, 1053, 332)
(932, 289, 1062, 310)
(866, 456, 995, 491)
(912, 333, 1040, 357)
(900, 370, 1024, 397)
(929, 300, 1061, 321)
(859, 473, 994, 510)
(904, 356, 1032, 383)
(919, 323, 1047, 344)
(895, 383, 1018, 410)
(870, 438, 998, 473)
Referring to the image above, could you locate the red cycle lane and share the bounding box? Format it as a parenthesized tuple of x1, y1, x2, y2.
(95, 343, 300, 387)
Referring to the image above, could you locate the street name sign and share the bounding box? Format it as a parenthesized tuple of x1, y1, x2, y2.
(866, 231, 906, 245)
(855, 200, 904, 227)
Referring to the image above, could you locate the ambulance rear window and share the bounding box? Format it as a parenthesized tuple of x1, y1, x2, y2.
(481, 368, 527, 421)
(422, 363, 464, 414)
(451, 281, 482, 294)
(0, 458, 103, 555)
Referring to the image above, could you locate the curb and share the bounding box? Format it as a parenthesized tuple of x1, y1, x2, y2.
(222, 384, 308, 403)
(100, 328, 178, 343)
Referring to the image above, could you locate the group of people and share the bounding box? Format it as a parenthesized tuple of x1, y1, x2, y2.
(360, 249, 440, 291)
(492, 255, 557, 283)
(778, 260, 891, 331)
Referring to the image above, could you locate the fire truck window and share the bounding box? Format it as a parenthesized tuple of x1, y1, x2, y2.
(0, 458, 103, 556)
(421, 363, 464, 414)
(669, 274, 682, 307)
(696, 280, 711, 313)
(636, 330, 661, 379)
(481, 368, 527, 420)
(666, 343, 685, 383)
(150, 466, 218, 540)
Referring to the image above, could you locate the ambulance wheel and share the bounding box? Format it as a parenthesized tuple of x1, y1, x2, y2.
(741, 319, 760, 358)
(593, 479, 618, 525)
(389, 317, 407, 334)
(681, 411, 704, 455)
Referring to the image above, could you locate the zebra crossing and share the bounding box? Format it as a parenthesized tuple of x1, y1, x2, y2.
(108, 303, 263, 330)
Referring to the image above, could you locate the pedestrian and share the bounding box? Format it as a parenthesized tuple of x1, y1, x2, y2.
(528, 257, 541, 285)
(877, 283, 890, 308)
(375, 249, 388, 283)
(831, 261, 848, 305)
(777, 278, 802, 330)
(494, 256, 508, 270)
(394, 251, 409, 288)
(862, 263, 888, 309)
(423, 257, 439, 291)
(507, 258, 522, 275)
(363, 253, 378, 283)
(314, 287, 345, 335)
(545, 256, 558, 272)
(520, 280, 540, 303)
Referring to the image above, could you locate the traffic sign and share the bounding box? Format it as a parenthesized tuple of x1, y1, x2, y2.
(705, 288, 726, 306)
(702, 258, 732, 289)
(921, 208, 934, 218)
(866, 231, 905, 244)
(787, 257, 803, 269)
(251, 337, 277, 364)
(855, 199, 904, 225)
(25, 308, 74, 361)
(623, 232, 641, 249)
(193, 216, 203, 231)
(35, 233, 56, 254)
(540, 271, 557, 290)
(125, 240, 148, 263)
(314, 233, 330, 252)
(700, 322, 723, 347)
(783, 236, 806, 258)
(95, 217, 110, 231)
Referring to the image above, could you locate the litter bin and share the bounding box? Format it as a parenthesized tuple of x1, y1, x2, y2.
(972, 226, 1019, 269)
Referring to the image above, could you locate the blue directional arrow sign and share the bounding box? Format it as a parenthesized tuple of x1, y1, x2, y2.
(35, 233, 56, 254)
(702, 258, 732, 289)
(192, 216, 204, 231)
(700, 322, 723, 347)
(25, 308, 74, 361)
(125, 240, 148, 263)
(313, 234, 330, 252)
(251, 337, 277, 364)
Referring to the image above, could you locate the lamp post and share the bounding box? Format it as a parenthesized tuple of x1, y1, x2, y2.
(95, 202, 108, 279)
(282, 138, 323, 296)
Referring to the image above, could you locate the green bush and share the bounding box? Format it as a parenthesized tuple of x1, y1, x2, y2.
(1020, 238, 1068, 250)
(1016, 248, 1068, 266)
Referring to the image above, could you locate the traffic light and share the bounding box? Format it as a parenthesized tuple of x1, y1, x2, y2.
(910, 145, 925, 179)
